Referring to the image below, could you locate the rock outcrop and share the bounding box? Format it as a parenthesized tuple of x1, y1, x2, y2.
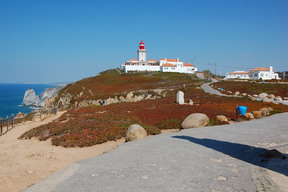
(22, 87, 63, 107)
(125, 124, 147, 142)
(22, 89, 40, 106)
(181, 113, 209, 129)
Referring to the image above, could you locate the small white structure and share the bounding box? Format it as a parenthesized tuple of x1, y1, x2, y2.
(225, 66, 280, 80)
(122, 41, 197, 74)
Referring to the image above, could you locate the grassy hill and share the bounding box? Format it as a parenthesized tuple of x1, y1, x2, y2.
(50, 69, 201, 109)
(19, 70, 288, 148)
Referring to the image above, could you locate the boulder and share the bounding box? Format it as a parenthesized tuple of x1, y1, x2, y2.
(216, 115, 228, 122)
(260, 108, 270, 116)
(125, 124, 147, 142)
(274, 96, 283, 101)
(267, 107, 273, 112)
(176, 91, 185, 105)
(244, 112, 254, 120)
(258, 93, 268, 99)
(181, 113, 209, 129)
(241, 93, 247, 97)
(252, 111, 262, 119)
(268, 94, 275, 99)
(262, 97, 271, 103)
(234, 91, 240, 96)
(188, 99, 194, 105)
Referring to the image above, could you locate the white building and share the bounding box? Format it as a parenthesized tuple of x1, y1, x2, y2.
(225, 66, 280, 80)
(122, 41, 197, 74)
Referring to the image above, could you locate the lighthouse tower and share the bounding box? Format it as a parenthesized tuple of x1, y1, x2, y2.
(137, 40, 147, 62)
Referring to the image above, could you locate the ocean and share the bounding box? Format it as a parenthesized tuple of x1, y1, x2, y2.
(0, 84, 56, 118)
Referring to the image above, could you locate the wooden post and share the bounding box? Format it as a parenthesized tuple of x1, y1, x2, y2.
(6, 116, 9, 133)
(0, 118, 2, 136)
(12, 115, 14, 129)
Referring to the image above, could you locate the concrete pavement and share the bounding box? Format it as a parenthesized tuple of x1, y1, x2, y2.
(23, 112, 288, 192)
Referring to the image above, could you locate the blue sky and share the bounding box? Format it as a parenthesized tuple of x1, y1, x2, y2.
(0, 0, 287, 83)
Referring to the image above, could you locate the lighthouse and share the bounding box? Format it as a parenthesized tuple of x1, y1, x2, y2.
(137, 40, 147, 62)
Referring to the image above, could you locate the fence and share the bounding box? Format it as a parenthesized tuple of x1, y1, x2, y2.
(0, 108, 57, 136)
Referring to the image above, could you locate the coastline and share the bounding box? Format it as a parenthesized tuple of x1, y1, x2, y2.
(0, 111, 125, 192)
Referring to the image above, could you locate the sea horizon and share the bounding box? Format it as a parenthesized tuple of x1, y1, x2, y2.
(0, 83, 57, 118)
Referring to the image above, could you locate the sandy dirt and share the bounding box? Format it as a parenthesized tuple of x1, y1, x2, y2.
(0, 112, 287, 192)
(0, 111, 125, 192)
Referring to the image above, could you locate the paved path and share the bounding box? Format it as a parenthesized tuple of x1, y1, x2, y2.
(201, 82, 236, 97)
(201, 82, 288, 105)
(24, 113, 288, 192)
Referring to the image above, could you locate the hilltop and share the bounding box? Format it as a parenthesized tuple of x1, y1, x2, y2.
(46, 69, 202, 110)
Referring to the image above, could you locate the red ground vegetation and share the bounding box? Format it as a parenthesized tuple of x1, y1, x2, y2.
(53, 70, 201, 106)
(20, 85, 288, 147)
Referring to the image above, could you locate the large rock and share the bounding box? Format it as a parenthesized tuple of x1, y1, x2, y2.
(125, 124, 147, 142)
(181, 113, 209, 129)
(244, 112, 254, 120)
(176, 91, 185, 104)
(260, 108, 270, 116)
(258, 93, 268, 99)
(22, 89, 40, 106)
(262, 97, 271, 103)
(22, 87, 63, 107)
(268, 94, 275, 99)
(234, 91, 240, 96)
(216, 115, 228, 122)
(274, 96, 283, 101)
(188, 99, 194, 105)
(252, 111, 262, 119)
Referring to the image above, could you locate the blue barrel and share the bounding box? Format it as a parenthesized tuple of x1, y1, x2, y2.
(237, 106, 247, 116)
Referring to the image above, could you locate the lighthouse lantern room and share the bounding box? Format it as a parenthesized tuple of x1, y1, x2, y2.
(137, 40, 146, 62)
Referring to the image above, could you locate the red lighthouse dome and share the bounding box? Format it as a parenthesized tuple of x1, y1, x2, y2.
(139, 40, 145, 49)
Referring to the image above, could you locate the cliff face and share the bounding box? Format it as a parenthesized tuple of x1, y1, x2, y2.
(22, 86, 63, 107)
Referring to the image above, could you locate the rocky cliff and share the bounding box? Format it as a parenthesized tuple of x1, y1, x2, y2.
(22, 86, 63, 107)
(22, 89, 40, 106)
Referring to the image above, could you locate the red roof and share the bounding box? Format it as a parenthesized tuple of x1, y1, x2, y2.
(249, 67, 269, 71)
(160, 59, 182, 62)
(183, 63, 194, 67)
(148, 59, 156, 62)
(129, 58, 137, 61)
(161, 63, 177, 67)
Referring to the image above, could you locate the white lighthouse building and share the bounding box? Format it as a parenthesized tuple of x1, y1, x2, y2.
(122, 41, 197, 74)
